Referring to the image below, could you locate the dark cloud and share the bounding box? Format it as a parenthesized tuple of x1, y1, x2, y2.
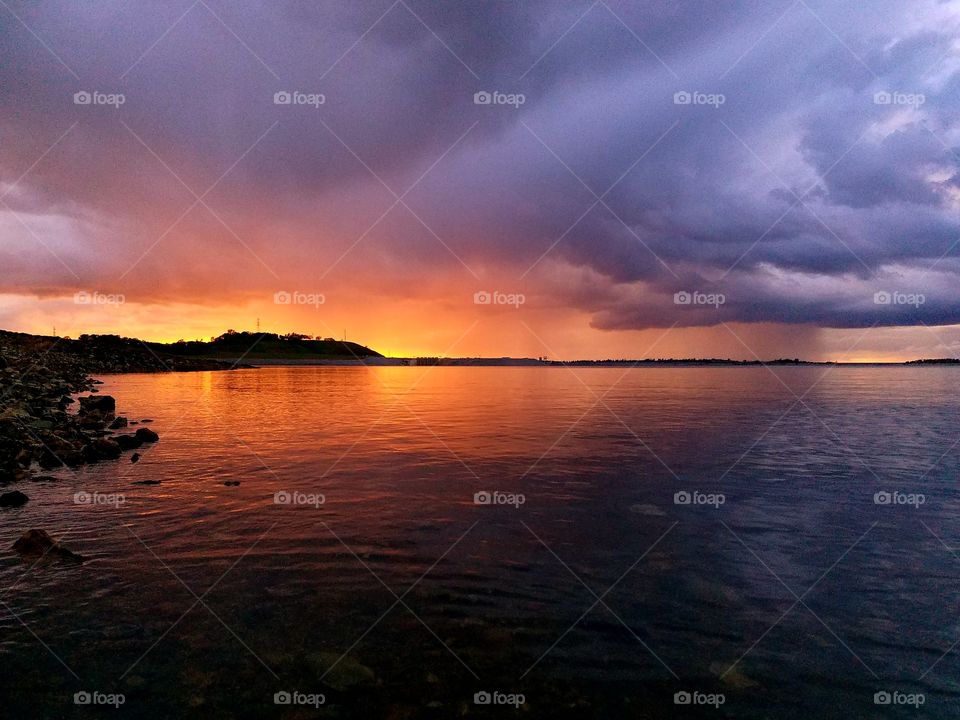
(1, 0, 959, 331)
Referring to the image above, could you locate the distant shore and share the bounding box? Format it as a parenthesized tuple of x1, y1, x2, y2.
(231, 357, 960, 367)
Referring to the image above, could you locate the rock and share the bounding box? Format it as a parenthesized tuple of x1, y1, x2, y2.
(115, 435, 143, 450)
(31, 475, 57, 482)
(78, 395, 116, 415)
(12, 529, 83, 561)
(131, 479, 160, 485)
(81, 444, 101, 464)
(108, 416, 128, 429)
(140, 419, 154, 423)
(223, 480, 240, 486)
(0, 490, 29, 507)
(95, 437, 122, 459)
(79, 413, 108, 429)
(62, 451, 85, 467)
(134, 428, 159, 442)
(130, 453, 141, 463)
(38, 451, 64, 469)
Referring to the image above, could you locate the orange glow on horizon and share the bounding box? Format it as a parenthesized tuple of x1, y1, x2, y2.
(2, 293, 957, 363)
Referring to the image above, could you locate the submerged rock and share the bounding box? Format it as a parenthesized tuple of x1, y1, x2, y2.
(223, 480, 240, 486)
(108, 416, 128, 429)
(130, 453, 141, 463)
(12, 529, 84, 562)
(308, 652, 377, 691)
(131, 479, 160, 485)
(710, 662, 758, 689)
(0, 490, 29, 507)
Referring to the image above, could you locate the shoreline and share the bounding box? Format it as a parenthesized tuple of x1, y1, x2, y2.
(0, 332, 229, 492)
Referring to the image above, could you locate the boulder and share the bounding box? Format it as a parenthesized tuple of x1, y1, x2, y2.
(92, 438, 122, 460)
(62, 451, 85, 467)
(78, 395, 116, 415)
(130, 453, 141, 463)
(108, 416, 128, 429)
(79, 414, 107, 429)
(0, 490, 29, 507)
(115, 435, 143, 451)
(134, 428, 159, 443)
(38, 451, 64, 469)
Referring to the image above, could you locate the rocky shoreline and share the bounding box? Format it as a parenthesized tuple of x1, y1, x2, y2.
(0, 330, 235, 505)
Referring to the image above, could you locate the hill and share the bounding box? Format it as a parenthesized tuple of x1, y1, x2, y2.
(162, 330, 382, 360)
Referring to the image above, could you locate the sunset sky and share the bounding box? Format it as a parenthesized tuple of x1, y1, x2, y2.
(2, 0, 959, 360)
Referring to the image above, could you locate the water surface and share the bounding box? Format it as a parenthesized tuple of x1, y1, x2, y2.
(2, 366, 959, 718)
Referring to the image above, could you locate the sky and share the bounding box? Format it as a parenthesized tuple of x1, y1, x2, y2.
(1, 0, 959, 361)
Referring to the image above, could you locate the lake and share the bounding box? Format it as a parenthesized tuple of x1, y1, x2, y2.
(2, 366, 959, 718)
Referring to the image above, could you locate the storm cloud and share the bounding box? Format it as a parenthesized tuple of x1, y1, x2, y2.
(1, 0, 959, 338)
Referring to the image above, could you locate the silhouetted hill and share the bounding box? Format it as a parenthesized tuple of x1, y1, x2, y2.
(163, 331, 382, 360)
(0, 329, 382, 372)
